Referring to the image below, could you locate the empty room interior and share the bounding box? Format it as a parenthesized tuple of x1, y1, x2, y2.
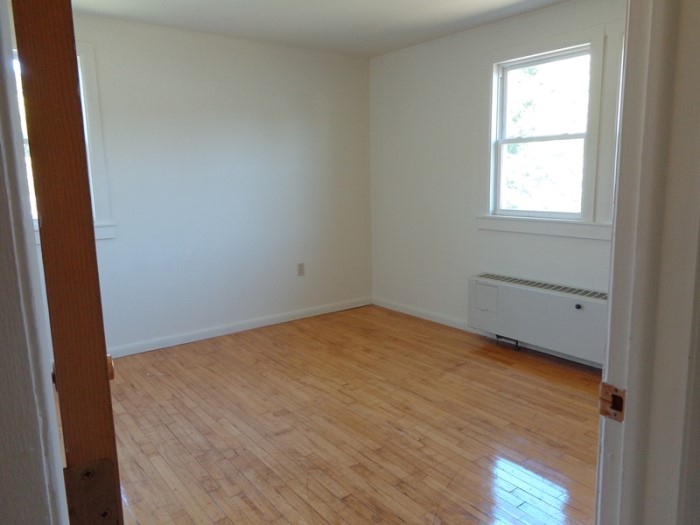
(10, 0, 638, 523)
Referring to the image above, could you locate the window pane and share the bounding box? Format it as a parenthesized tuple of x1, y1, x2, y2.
(504, 53, 590, 138)
(499, 139, 584, 214)
(13, 58, 38, 219)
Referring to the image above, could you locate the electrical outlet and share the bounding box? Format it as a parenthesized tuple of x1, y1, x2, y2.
(297, 263, 305, 277)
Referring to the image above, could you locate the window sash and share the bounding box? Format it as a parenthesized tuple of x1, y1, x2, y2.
(494, 136, 586, 219)
(492, 46, 592, 221)
(497, 133, 586, 145)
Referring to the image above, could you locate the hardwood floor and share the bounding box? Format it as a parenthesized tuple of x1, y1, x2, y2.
(113, 306, 601, 524)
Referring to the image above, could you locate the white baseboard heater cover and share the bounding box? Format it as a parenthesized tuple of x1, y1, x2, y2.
(468, 273, 608, 367)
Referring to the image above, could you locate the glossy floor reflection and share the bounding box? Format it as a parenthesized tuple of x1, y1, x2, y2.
(491, 457, 569, 524)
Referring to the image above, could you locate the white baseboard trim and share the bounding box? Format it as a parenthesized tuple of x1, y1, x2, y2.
(372, 298, 470, 332)
(108, 297, 372, 358)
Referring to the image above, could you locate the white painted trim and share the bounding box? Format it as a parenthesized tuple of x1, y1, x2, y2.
(93, 222, 117, 239)
(679, 231, 700, 524)
(109, 297, 373, 357)
(477, 215, 612, 240)
(597, 0, 683, 523)
(75, 41, 113, 227)
(637, 0, 700, 519)
(33, 221, 116, 244)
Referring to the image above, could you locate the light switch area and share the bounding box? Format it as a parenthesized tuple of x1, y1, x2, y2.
(297, 263, 305, 277)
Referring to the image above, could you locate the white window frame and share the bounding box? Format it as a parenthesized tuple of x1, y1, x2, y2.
(75, 41, 115, 240)
(485, 28, 605, 225)
(16, 41, 115, 241)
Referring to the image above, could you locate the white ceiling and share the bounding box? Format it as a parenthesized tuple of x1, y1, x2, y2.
(72, 0, 567, 57)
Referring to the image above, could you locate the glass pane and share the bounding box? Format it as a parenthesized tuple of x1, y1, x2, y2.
(504, 53, 590, 138)
(499, 139, 584, 214)
(13, 58, 38, 220)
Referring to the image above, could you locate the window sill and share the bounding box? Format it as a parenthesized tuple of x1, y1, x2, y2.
(34, 222, 117, 245)
(477, 215, 612, 240)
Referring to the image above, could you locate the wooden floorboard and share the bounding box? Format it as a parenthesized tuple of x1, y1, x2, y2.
(113, 305, 601, 524)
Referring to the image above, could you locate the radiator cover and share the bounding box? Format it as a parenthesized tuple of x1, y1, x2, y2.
(468, 273, 607, 367)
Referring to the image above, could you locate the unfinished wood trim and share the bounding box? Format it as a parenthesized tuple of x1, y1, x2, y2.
(11, 1, 122, 522)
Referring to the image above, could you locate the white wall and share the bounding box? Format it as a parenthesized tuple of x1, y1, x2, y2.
(72, 16, 372, 356)
(370, 0, 626, 329)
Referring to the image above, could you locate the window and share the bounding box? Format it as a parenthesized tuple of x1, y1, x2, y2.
(12, 54, 36, 219)
(14, 42, 114, 239)
(491, 45, 594, 220)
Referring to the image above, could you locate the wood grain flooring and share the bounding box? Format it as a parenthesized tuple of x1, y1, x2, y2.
(113, 306, 601, 524)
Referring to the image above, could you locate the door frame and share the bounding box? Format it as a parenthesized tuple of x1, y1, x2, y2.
(596, 0, 700, 523)
(0, 5, 66, 523)
(4, 0, 122, 523)
(0, 0, 698, 523)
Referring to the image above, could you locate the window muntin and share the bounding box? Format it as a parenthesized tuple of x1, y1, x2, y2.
(493, 46, 592, 219)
